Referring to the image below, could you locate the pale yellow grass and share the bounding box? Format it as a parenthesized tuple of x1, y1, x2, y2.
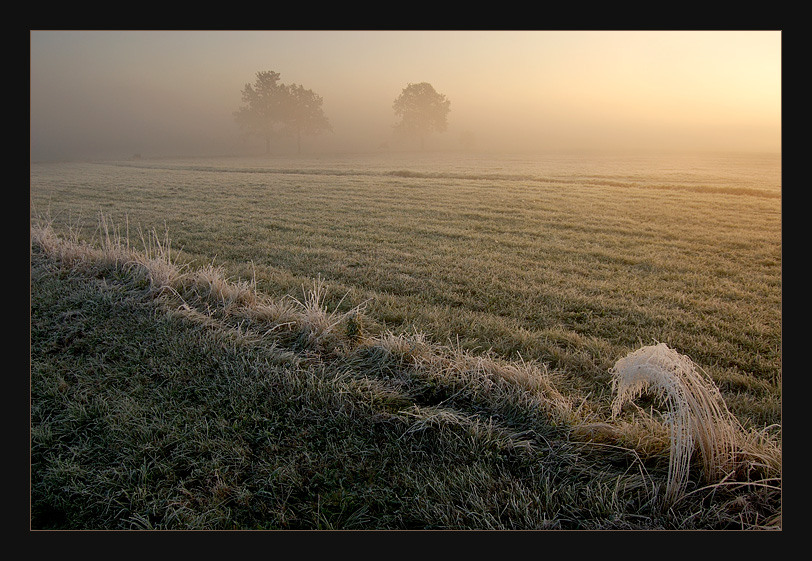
(609, 342, 778, 505)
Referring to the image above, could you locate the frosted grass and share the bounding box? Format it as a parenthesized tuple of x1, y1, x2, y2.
(29, 150, 782, 419)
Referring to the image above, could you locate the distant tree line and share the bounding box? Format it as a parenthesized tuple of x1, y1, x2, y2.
(234, 70, 451, 154)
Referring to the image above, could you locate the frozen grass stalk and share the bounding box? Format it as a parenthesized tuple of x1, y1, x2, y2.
(610, 343, 741, 505)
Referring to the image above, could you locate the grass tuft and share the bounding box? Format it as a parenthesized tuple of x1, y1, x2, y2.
(609, 342, 777, 506)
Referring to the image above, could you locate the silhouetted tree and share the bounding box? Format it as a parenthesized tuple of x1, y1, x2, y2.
(234, 71, 288, 155)
(234, 71, 332, 155)
(392, 82, 450, 150)
(285, 83, 332, 154)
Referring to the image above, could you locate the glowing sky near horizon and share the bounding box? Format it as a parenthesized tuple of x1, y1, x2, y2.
(29, 30, 781, 160)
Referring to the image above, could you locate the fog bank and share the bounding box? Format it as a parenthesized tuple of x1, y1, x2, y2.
(30, 30, 781, 161)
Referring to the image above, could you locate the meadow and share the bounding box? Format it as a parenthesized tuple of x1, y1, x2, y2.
(29, 150, 782, 529)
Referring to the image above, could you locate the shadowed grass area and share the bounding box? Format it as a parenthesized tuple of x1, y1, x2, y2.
(30, 220, 781, 529)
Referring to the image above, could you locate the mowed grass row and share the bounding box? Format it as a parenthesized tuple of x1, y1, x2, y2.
(30, 159, 782, 429)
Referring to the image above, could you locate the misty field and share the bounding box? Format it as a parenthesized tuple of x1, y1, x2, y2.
(29, 151, 782, 529)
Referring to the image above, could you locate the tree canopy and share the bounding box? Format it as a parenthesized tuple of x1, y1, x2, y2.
(234, 71, 332, 155)
(392, 82, 451, 150)
(286, 84, 333, 154)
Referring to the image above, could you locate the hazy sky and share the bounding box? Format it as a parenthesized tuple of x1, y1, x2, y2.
(29, 30, 781, 160)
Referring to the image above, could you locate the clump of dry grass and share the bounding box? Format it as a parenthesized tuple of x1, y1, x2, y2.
(609, 343, 744, 504)
(370, 331, 576, 425)
(30, 214, 95, 266)
(287, 277, 369, 353)
(181, 264, 259, 313)
(31, 212, 187, 292)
